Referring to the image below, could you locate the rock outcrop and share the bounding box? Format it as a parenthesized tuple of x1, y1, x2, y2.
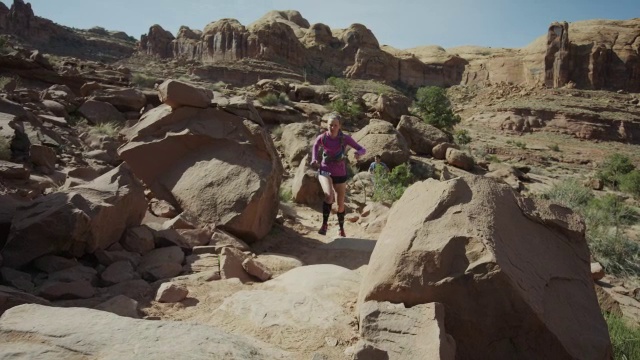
(118, 81, 283, 242)
(359, 175, 612, 359)
(140, 12, 467, 88)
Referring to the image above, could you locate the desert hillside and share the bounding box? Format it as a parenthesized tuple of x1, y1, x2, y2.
(0, 0, 639, 359)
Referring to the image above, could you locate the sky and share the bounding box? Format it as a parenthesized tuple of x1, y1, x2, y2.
(13, 0, 640, 50)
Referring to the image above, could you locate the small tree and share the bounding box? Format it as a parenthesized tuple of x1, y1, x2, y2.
(411, 86, 460, 131)
(326, 77, 362, 121)
(597, 153, 635, 189)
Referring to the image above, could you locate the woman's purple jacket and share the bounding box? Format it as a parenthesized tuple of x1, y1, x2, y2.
(311, 131, 366, 177)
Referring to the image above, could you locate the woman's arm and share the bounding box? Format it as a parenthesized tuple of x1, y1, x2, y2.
(345, 135, 366, 157)
(311, 134, 323, 163)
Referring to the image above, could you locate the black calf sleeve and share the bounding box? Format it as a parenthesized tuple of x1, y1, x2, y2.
(322, 202, 331, 225)
(337, 211, 345, 229)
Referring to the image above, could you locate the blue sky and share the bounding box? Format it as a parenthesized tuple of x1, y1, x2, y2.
(15, 0, 640, 49)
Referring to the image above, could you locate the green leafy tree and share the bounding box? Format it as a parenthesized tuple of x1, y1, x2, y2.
(412, 86, 461, 131)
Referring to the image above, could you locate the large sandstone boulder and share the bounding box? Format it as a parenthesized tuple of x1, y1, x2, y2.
(396, 115, 451, 155)
(118, 103, 283, 242)
(356, 301, 455, 360)
(1, 164, 147, 268)
(0, 304, 290, 359)
(280, 122, 321, 167)
(291, 155, 324, 206)
(349, 119, 410, 169)
(359, 176, 611, 360)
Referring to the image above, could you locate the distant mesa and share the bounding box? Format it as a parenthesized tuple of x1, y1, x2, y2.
(0, 0, 638, 91)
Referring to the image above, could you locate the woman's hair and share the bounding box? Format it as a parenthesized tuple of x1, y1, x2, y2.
(323, 112, 342, 123)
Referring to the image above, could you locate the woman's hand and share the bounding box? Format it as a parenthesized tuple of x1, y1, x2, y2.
(310, 160, 319, 169)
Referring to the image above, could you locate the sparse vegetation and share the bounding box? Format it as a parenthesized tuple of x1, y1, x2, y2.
(279, 186, 293, 203)
(454, 129, 472, 145)
(597, 153, 636, 190)
(258, 93, 280, 106)
(131, 73, 157, 89)
(549, 143, 561, 152)
(326, 77, 363, 121)
(619, 170, 640, 198)
(258, 92, 290, 106)
(506, 139, 527, 149)
(411, 86, 461, 131)
(270, 125, 284, 141)
(542, 179, 640, 277)
(372, 163, 416, 204)
(604, 312, 640, 360)
(89, 122, 122, 137)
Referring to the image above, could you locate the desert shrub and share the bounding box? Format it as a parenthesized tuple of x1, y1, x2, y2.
(604, 312, 640, 360)
(411, 86, 460, 131)
(542, 180, 640, 277)
(131, 73, 157, 88)
(619, 170, 640, 198)
(372, 163, 415, 204)
(541, 178, 593, 209)
(258, 93, 279, 106)
(506, 139, 527, 149)
(0, 136, 11, 161)
(454, 129, 472, 145)
(89, 122, 121, 137)
(548, 143, 561, 152)
(279, 186, 292, 203)
(485, 154, 501, 163)
(270, 125, 284, 141)
(278, 92, 290, 104)
(597, 153, 635, 189)
(326, 77, 362, 121)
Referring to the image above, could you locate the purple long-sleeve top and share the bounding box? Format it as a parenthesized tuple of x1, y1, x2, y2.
(311, 131, 366, 177)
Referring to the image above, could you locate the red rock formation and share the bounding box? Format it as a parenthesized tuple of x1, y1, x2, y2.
(140, 13, 466, 88)
(545, 22, 570, 88)
(140, 24, 175, 59)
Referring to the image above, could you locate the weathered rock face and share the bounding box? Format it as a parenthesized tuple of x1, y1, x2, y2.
(0, 304, 290, 359)
(359, 176, 612, 360)
(140, 14, 467, 88)
(545, 22, 571, 88)
(1, 164, 147, 268)
(118, 97, 283, 242)
(349, 119, 410, 169)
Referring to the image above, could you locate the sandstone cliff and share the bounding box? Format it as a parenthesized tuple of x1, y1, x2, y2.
(140, 10, 639, 91)
(139, 10, 468, 88)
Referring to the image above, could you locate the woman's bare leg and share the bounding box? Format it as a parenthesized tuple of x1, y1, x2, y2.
(318, 174, 335, 204)
(334, 182, 346, 212)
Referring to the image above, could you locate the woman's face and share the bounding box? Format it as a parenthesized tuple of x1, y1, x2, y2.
(327, 118, 340, 135)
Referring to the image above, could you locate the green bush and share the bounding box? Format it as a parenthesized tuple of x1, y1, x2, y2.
(604, 312, 640, 360)
(542, 181, 640, 277)
(372, 163, 415, 204)
(411, 86, 460, 131)
(454, 129, 472, 145)
(326, 77, 362, 121)
(619, 170, 640, 198)
(258, 93, 279, 106)
(279, 186, 293, 203)
(131, 73, 157, 89)
(541, 178, 593, 210)
(89, 122, 122, 137)
(548, 143, 561, 152)
(597, 153, 635, 189)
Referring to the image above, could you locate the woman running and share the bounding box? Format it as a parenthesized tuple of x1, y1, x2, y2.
(310, 113, 366, 237)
